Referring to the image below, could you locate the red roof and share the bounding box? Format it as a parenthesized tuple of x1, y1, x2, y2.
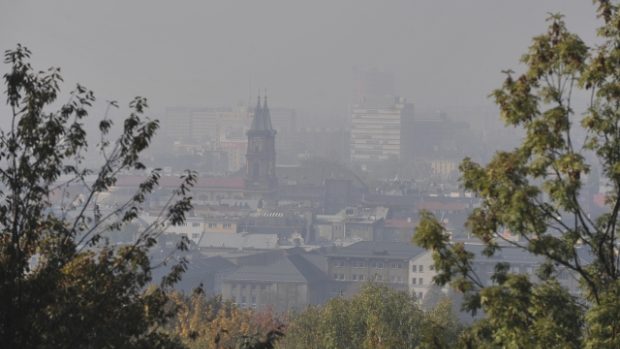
(114, 175, 245, 190)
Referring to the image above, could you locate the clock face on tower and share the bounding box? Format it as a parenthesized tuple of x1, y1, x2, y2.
(246, 95, 277, 192)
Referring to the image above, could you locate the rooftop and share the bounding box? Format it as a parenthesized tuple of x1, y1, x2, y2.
(198, 232, 279, 250)
(224, 253, 329, 284)
(328, 241, 425, 259)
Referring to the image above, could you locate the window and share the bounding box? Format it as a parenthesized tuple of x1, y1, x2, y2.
(192, 222, 200, 227)
(412, 265, 417, 272)
(352, 274, 358, 281)
(377, 262, 384, 269)
(418, 292, 423, 299)
(223, 223, 232, 229)
(419, 265, 424, 272)
(208, 223, 216, 229)
(192, 233, 200, 239)
(419, 278, 423, 285)
(252, 163, 259, 178)
(359, 274, 365, 281)
(353, 260, 365, 268)
(412, 278, 417, 284)
(333, 273, 338, 279)
(429, 265, 435, 271)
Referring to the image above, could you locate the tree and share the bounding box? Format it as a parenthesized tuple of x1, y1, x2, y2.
(280, 283, 461, 349)
(0, 45, 197, 348)
(170, 290, 284, 349)
(414, 2, 620, 347)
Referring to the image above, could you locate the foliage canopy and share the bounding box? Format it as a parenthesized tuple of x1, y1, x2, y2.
(0, 45, 197, 348)
(414, 2, 620, 348)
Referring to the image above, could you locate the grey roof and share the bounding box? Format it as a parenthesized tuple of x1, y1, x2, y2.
(328, 241, 425, 259)
(224, 253, 329, 284)
(300, 252, 329, 273)
(198, 232, 279, 250)
(195, 255, 237, 273)
(249, 96, 275, 133)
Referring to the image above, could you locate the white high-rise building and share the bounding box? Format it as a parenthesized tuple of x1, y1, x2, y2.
(350, 96, 414, 163)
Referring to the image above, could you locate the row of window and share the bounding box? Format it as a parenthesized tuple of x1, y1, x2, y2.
(352, 274, 365, 281)
(231, 296, 258, 309)
(207, 223, 233, 229)
(230, 283, 269, 291)
(412, 265, 434, 272)
(332, 273, 406, 284)
(231, 295, 257, 304)
(411, 278, 424, 285)
(333, 260, 404, 269)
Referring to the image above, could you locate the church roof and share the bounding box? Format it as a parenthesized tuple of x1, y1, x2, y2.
(249, 96, 275, 133)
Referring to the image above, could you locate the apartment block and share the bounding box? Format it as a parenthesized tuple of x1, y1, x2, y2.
(350, 96, 414, 164)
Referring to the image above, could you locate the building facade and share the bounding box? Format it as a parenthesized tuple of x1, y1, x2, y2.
(221, 253, 329, 311)
(350, 96, 414, 164)
(327, 241, 424, 296)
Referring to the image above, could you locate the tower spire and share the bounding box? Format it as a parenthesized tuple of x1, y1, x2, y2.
(262, 89, 273, 132)
(251, 92, 263, 131)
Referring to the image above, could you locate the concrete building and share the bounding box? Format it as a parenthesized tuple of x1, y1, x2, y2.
(219, 136, 247, 172)
(221, 253, 330, 311)
(408, 242, 586, 309)
(161, 106, 250, 144)
(327, 241, 425, 296)
(313, 207, 388, 242)
(350, 96, 414, 164)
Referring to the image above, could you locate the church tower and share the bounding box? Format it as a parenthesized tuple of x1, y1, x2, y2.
(245, 95, 277, 194)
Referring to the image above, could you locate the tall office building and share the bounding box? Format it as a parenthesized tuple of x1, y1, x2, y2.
(350, 96, 414, 164)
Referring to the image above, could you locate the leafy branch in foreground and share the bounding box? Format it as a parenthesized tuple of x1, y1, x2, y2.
(415, 3, 620, 348)
(0, 44, 196, 349)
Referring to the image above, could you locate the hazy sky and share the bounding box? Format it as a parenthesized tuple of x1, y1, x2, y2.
(0, 1, 601, 120)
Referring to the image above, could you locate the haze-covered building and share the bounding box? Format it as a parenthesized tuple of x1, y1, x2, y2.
(245, 96, 278, 197)
(350, 96, 414, 164)
(221, 253, 330, 311)
(327, 241, 425, 296)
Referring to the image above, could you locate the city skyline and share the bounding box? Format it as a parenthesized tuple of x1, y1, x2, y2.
(0, 1, 597, 119)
